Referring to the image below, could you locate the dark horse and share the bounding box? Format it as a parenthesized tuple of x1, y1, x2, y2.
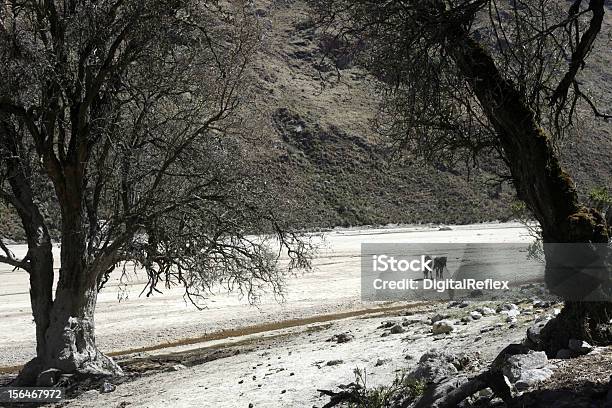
(423, 255, 433, 279)
(433, 256, 447, 279)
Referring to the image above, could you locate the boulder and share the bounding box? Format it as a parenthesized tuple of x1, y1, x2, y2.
(409, 350, 467, 383)
(100, 382, 116, 393)
(513, 367, 554, 390)
(502, 351, 549, 383)
(498, 303, 518, 313)
(478, 307, 496, 316)
(532, 300, 551, 308)
(432, 320, 454, 335)
(377, 321, 396, 329)
(431, 313, 450, 324)
(375, 358, 390, 367)
(328, 332, 354, 343)
(470, 311, 483, 320)
(526, 318, 552, 347)
(390, 324, 405, 334)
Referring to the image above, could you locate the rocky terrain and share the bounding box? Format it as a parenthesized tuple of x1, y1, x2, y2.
(8, 292, 607, 408)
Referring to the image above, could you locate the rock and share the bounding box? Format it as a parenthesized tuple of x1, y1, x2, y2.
(502, 351, 549, 382)
(439, 226, 453, 231)
(390, 324, 405, 334)
(375, 358, 389, 367)
(514, 367, 554, 390)
(461, 316, 472, 323)
(432, 320, 454, 335)
(431, 313, 450, 323)
(402, 319, 420, 327)
(555, 349, 578, 359)
(568, 339, 593, 354)
(526, 318, 552, 347)
(408, 351, 457, 383)
(506, 316, 517, 323)
(474, 336, 482, 341)
(170, 364, 187, 371)
(458, 301, 470, 308)
(408, 350, 477, 385)
(532, 300, 551, 308)
(470, 311, 483, 320)
(478, 307, 496, 316)
(480, 326, 495, 333)
(377, 321, 396, 329)
(326, 359, 343, 366)
(101, 382, 116, 393)
(328, 332, 354, 343)
(381, 332, 390, 337)
(36, 368, 62, 387)
(509, 308, 520, 317)
(503, 303, 518, 311)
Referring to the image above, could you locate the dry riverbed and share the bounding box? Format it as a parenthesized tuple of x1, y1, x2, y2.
(44, 295, 574, 407)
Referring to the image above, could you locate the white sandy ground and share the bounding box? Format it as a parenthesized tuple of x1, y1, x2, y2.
(0, 223, 549, 407)
(62, 302, 543, 408)
(0, 222, 533, 369)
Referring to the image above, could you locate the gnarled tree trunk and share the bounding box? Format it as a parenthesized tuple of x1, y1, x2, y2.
(14, 162, 122, 385)
(447, 25, 611, 355)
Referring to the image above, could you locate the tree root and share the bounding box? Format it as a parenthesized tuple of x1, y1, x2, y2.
(539, 301, 612, 357)
(12, 352, 123, 387)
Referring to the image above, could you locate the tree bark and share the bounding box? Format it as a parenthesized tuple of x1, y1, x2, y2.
(8, 157, 122, 385)
(444, 23, 611, 352)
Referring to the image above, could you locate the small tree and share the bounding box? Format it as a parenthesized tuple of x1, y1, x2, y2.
(313, 0, 611, 354)
(0, 0, 310, 385)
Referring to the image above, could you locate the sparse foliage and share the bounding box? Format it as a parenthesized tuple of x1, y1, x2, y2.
(0, 0, 311, 384)
(312, 0, 611, 353)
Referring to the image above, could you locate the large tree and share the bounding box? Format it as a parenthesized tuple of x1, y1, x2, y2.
(313, 0, 611, 354)
(0, 0, 310, 385)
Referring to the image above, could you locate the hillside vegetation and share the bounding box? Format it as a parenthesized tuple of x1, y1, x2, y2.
(1, 0, 611, 240)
